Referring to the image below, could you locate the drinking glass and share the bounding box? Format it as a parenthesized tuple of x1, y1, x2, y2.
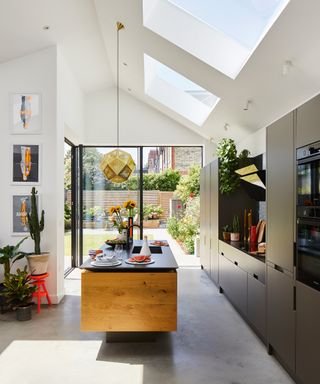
(114, 244, 124, 260)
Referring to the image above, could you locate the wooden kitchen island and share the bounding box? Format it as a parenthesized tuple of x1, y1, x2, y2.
(80, 240, 178, 333)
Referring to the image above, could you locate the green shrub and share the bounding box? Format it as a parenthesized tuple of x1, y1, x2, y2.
(143, 204, 164, 220)
(123, 169, 181, 192)
(167, 217, 180, 239)
(176, 165, 200, 203)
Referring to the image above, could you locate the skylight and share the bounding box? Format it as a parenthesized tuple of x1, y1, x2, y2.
(143, 0, 290, 79)
(144, 54, 220, 126)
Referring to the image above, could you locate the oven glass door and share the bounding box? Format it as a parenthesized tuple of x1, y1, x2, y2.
(297, 156, 320, 206)
(297, 218, 320, 290)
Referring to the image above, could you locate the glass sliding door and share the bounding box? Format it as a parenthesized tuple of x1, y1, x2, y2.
(80, 146, 141, 262)
(64, 139, 77, 272)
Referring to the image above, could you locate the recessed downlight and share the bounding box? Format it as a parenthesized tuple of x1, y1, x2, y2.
(123, 62, 128, 66)
(42, 25, 50, 31)
(128, 88, 132, 92)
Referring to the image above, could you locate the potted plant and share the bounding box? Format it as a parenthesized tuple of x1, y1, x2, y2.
(230, 215, 240, 241)
(143, 204, 164, 228)
(26, 187, 49, 275)
(216, 138, 250, 195)
(0, 237, 28, 312)
(1, 266, 36, 321)
(222, 225, 231, 241)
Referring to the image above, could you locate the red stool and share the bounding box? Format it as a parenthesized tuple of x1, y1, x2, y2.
(30, 273, 52, 313)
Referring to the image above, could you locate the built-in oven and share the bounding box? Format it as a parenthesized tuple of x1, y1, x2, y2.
(297, 141, 320, 291)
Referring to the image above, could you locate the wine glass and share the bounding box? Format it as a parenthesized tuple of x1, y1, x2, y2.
(114, 244, 124, 261)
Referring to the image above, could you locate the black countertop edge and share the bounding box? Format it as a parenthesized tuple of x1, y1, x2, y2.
(80, 240, 179, 272)
(220, 239, 266, 263)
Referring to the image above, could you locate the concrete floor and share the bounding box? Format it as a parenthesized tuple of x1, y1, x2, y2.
(0, 269, 293, 384)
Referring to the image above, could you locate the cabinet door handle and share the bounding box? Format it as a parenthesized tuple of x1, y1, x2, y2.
(253, 273, 258, 280)
(234, 261, 238, 266)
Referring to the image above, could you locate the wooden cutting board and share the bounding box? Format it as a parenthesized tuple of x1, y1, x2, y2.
(257, 220, 266, 243)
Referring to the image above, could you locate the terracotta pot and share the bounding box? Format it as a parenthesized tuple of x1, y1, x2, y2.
(222, 232, 231, 241)
(230, 232, 240, 242)
(27, 253, 49, 275)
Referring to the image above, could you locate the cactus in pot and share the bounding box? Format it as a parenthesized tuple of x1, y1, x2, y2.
(230, 215, 240, 242)
(26, 187, 49, 275)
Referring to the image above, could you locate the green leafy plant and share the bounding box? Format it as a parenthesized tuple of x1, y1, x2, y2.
(216, 139, 250, 195)
(124, 169, 181, 192)
(27, 187, 44, 255)
(143, 204, 164, 220)
(1, 266, 36, 308)
(175, 165, 200, 203)
(167, 196, 200, 254)
(222, 225, 231, 233)
(64, 203, 72, 230)
(0, 237, 28, 276)
(232, 215, 240, 233)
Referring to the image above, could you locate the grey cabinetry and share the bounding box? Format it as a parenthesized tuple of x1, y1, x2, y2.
(267, 111, 295, 273)
(296, 282, 320, 384)
(210, 160, 219, 284)
(296, 94, 320, 148)
(248, 275, 266, 338)
(267, 266, 295, 372)
(219, 253, 247, 316)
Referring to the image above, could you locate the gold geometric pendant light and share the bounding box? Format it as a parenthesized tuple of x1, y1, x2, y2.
(100, 22, 136, 184)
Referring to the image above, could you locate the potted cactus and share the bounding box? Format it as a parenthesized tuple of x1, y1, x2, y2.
(26, 187, 49, 275)
(230, 215, 240, 242)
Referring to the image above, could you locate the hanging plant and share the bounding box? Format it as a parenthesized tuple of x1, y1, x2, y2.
(216, 138, 250, 195)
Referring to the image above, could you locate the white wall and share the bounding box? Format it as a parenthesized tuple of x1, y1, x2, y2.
(58, 50, 85, 144)
(0, 47, 65, 303)
(237, 126, 266, 157)
(84, 87, 216, 164)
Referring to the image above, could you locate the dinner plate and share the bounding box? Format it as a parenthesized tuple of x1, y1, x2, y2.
(125, 258, 155, 265)
(90, 260, 122, 267)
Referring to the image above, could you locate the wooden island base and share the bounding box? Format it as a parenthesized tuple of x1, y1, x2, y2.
(81, 270, 177, 332)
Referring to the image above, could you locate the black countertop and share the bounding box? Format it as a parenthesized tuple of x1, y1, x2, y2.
(220, 239, 266, 263)
(80, 240, 179, 272)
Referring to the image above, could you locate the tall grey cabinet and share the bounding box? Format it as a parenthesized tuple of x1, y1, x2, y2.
(266, 111, 295, 373)
(200, 160, 219, 285)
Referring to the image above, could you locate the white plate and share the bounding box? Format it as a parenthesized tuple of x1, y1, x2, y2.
(125, 258, 155, 265)
(90, 260, 122, 267)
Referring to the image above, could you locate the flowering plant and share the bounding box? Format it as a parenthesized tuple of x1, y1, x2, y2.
(109, 205, 127, 234)
(123, 200, 136, 217)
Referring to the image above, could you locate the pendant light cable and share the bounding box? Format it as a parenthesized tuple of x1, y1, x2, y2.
(116, 22, 124, 147)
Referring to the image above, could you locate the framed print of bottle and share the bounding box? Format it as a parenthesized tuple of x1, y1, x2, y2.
(12, 144, 41, 185)
(10, 93, 42, 134)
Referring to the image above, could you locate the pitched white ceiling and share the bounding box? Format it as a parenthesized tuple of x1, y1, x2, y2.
(1, 0, 320, 143)
(0, 0, 113, 93)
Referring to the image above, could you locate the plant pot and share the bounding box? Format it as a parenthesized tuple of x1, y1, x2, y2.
(222, 232, 231, 241)
(143, 219, 160, 229)
(16, 304, 32, 321)
(230, 232, 240, 242)
(27, 253, 49, 275)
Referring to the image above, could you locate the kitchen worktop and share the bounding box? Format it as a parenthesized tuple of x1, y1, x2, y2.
(80, 240, 179, 272)
(220, 239, 266, 263)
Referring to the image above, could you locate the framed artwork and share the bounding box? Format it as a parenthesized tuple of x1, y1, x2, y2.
(12, 194, 40, 236)
(12, 144, 41, 184)
(10, 93, 42, 134)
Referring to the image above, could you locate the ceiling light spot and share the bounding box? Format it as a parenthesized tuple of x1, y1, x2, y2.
(128, 88, 132, 92)
(224, 123, 230, 131)
(243, 100, 252, 111)
(42, 25, 50, 31)
(123, 62, 127, 66)
(282, 60, 292, 76)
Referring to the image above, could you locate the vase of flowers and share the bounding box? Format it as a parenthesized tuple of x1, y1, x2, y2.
(109, 205, 127, 238)
(123, 200, 137, 242)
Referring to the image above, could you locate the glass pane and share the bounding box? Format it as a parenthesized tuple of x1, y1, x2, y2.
(81, 147, 140, 261)
(142, 146, 202, 262)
